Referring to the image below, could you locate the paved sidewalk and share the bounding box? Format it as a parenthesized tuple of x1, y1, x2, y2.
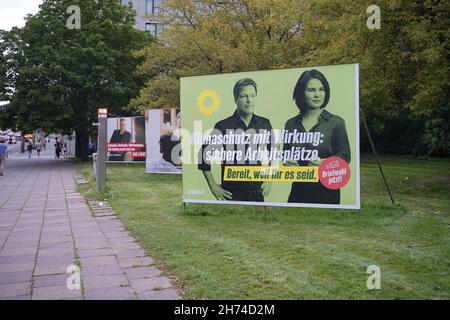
(0, 144, 181, 300)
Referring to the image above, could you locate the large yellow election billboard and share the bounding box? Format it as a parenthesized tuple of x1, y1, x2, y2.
(180, 64, 360, 209)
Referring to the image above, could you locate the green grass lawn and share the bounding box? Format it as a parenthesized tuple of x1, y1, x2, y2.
(78, 155, 450, 299)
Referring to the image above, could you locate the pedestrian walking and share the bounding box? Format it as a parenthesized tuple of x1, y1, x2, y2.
(63, 142, 68, 159)
(27, 142, 33, 158)
(55, 141, 61, 159)
(0, 138, 8, 176)
(36, 141, 42, 157)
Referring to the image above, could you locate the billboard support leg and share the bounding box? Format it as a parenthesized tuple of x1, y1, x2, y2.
(263, 206, 267, 216)
(183, 202, 186, 214)
(360, 107, 395, 205)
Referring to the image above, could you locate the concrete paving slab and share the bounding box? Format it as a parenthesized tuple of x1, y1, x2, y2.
(129, 277, 172, 293)
(0, 254, 36, 264)
(124, 266, 161, 280)
(83, 274, 130, 290)
(118, 257, 154, 269)
(84, 286, 136, 300)
(33, 274, 70, 288)
(34, 264, 71, 276)
(36, 254, 74, 266)
(0, 261, 35, 273)
(137, 288, 181, 300)
(0, 271, 33, 285)
(79, 255, 118, 268)
(0, 294, 31, 300)
(81, 264, 124, 277)
(32, 285, 82, 300)
(77, 248, 115, 258)
(0, 282, 31, 298)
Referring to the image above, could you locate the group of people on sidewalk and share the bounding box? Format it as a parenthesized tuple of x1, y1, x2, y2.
(0, 135, 71, 176)
(26, 138, 46, 158)
(53, 138, 68, 159)
(25, 137, 68, 159)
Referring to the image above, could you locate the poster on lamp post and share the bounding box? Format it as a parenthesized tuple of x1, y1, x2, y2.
(107, 116, 146, 162)
(145, 108, 182, 174)
(180, 64, 360, 209)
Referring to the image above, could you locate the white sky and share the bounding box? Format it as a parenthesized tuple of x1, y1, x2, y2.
(0, 0, 43, 31)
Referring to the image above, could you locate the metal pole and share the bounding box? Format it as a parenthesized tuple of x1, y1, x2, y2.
(360, 108, 395, 205)
(96, 108, 107, 193)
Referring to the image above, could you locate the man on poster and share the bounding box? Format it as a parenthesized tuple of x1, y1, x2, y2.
(198, 78, 273, 202)
(109, 118, 131, 161)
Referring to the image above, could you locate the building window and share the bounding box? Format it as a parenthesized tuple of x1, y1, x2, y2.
(145, 23, 163, 36)
(146, 0, 162, 15)
(120, 0, 129, 6)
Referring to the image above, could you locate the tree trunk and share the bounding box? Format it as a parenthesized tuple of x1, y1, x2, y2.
(75, 130, 90, 161)
(21, 135, 25, 153)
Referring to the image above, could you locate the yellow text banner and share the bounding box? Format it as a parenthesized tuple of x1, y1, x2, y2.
(223, 166, 319, 182)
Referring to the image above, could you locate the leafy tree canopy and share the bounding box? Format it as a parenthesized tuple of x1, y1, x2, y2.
(131, 0, 449, 156)
(0, 0, 153, 135)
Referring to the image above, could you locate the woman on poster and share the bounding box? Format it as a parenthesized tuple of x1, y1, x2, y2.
(283, 69, 351, 204)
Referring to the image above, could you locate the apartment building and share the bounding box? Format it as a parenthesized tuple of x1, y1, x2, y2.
(120, 0, 164, 36)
